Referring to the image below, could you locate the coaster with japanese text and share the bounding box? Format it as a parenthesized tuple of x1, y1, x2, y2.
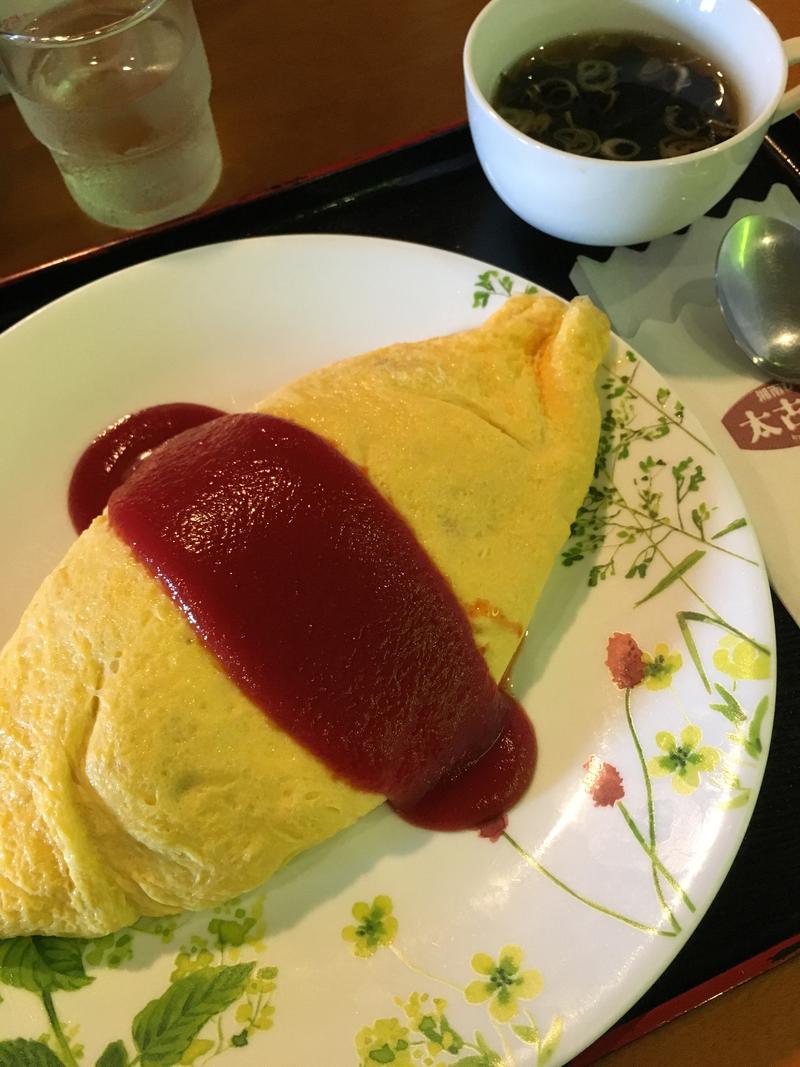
(723, 382, 800, 451)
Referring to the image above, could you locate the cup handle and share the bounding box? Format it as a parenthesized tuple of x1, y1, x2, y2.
(773, 38, 800, 124)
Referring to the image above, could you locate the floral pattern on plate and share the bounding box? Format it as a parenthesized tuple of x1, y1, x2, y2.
(0, 239, 774, 1066)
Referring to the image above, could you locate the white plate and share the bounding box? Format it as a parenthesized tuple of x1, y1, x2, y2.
(0, 235, 775, 1067)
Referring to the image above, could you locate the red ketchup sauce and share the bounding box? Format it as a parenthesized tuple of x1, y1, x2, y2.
(76, 409, 534, 830)
(68, 403, 226, 534)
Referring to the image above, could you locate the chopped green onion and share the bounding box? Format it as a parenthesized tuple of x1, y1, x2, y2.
(524, 82, 543, 106)
(639, 57, 666, 81)
(659, 134, 710, 157)
(497, 106, 552, 137)
(662, 63, 690, 93)
(537, 77, 578, 109)
(577, 59, 617, 91)
(708, 117, 737, 141)
(664, 104, 703, 136)
(587, 88, 618, 114)
(554, 127, 601, 155)
(600, 137, 640, 160)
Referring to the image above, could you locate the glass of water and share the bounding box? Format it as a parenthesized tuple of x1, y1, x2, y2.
(0, 0, 222, 230)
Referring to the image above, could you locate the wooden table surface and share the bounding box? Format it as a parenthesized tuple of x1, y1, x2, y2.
(1, 2, 798, 1063)
(594, 955, 800, 1067)
(0, 0, 798, 284)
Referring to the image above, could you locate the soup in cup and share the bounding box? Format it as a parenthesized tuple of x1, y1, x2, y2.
(464, 0, 800, 245)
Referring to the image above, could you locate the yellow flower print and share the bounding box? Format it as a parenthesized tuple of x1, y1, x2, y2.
(643, 643, 682, 690)
(180, 1038, 214, 1065)
(36, 1025, 84, 1064)
(169, 947, 214, 982)
(713, 635, 770, 680)
(246, 964, 278, 997)
(342, 895, 398, 958)
(464, 944, 543, 1022)
(397, 992, 464, 1056)
(355, 1017, 413, 1067)
(252, 1003, 275, 1031)
(648, 725, 720, 795)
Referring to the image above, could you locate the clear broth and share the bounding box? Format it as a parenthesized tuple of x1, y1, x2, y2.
(493, 31, 739, 161)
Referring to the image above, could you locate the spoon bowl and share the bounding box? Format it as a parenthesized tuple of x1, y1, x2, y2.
(716, 214, 800, 384)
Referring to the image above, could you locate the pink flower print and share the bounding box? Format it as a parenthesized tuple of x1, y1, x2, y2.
(606, 632, 645, 689)
(583, 755, 625, 807)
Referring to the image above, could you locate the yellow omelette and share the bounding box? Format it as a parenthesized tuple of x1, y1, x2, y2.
(0, 293, 608, 937)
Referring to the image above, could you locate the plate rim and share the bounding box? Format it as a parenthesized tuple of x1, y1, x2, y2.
(0, 232, 777, 1066)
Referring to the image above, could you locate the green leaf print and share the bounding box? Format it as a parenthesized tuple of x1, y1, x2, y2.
(418, 1011, 464, 1055)
(511, 1023, 539, 1044)
(475, 1032, 502, 1063)
(691, 502, 711, 538)
(132, 963, 254, 1065)
(561, 353, 758, 594)
(538, 1015, 564, 1065)
(84, 931, 135, 970)
(709, 684, 747, 724)
(472, 270, 535, 308)
(0, 1039, 64, 1066)
(427, 1028, 502, 1066)
(635, 549, 705, 605)
(745, 696, 769, 759)
(370, 1046, 402, 1063)
(0, 937, 92, 993)
(208, 915, 257, 948)
(711, 516, 747, 540)
(96, 1040, 130, 1066)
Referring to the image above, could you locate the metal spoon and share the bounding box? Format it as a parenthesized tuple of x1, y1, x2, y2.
(715, 215, 800, 384)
